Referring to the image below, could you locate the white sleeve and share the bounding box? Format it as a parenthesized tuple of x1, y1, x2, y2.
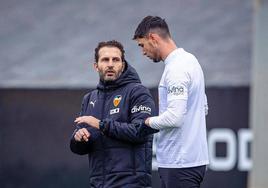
(149, 99, 187, 130)
(149, 67, 190, 130)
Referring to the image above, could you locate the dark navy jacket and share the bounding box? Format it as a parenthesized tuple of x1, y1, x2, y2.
(70, 63, 157, 188)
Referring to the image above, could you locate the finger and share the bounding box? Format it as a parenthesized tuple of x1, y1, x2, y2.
(82, 134, 88, 142)
(74, 133, 82, 141)
(78, 129, 86, 137)
(74, 117, 81, 123)
(80, 130, 89, 142)
(81, 128, 90, 138)
(75, 118, 86, 124)
(75, 120, 81, 125)
(75, 120, 84, 125)
(75, 135, 81, 141)
(77, 129, 89, 142)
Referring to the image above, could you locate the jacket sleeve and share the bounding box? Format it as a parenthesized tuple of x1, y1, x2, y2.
(70, 93, 101, 155)
(101, 85, 158, 144)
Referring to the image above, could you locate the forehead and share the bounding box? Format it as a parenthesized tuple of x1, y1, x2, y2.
(98, 46, 122, 58)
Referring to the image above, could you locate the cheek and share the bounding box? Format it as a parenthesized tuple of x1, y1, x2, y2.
(143, 47, 149, 54)
(145, 48, 150, 53)
(99, 64, 107, 70)
(146, 48, 153, 56)
(146, 44, 154, 53)
(97, 66, 105, 73)
(116, 64, 124, 73)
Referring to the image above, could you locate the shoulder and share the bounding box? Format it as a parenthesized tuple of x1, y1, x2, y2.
(82, 89, 97, 102)
(171, 50, 197, 66)
(179, 48, 198, 62)
(162, 49, 203, 86)
(167, 50, 199, 75)
(123, 83, 152, 99)
(128, 83, 150, 93)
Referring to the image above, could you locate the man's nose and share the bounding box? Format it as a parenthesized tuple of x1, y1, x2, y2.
(107, 59, 114, 66)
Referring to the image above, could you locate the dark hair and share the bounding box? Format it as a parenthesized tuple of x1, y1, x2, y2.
(94, 40, 125, 63)
(133, 16, 171, 40)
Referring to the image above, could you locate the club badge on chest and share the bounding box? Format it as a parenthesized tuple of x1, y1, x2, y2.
(110, 95, 122, 115)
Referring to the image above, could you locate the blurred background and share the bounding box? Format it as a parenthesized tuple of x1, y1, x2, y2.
(1, 0, 267, 187)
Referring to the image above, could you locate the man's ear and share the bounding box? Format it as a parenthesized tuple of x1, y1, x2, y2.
(93, 62, 99, 72)
(148, 33, 160, 46)
(149, 33, 160, 42)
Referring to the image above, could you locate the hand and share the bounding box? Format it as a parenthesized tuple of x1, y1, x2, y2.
(74, 128, 91, 142)
(75, 116, 100, 129)
(145, 118, 150, 126)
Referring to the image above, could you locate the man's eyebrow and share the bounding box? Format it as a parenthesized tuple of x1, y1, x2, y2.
(100, 57, 109, 60)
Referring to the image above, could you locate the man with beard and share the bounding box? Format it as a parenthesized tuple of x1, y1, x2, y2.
(133, 16, 209, 188)
(70, 40, 157, 188)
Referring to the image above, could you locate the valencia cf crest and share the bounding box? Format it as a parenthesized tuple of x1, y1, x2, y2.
(113, 95, 122, 107)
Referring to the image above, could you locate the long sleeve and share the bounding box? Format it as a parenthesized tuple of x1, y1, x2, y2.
(149, 98, 187, 130)
(149, 61, 190, 130)
(101, 85, 158, 143)
(70, 93, 100, 155)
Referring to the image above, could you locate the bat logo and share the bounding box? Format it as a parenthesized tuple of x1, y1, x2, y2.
(113, 95, 122, 107)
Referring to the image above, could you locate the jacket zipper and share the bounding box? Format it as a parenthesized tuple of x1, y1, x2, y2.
(100, 88, 107, 188)
(133, 147, 136, 175)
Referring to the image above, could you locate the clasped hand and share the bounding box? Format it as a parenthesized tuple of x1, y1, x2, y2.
(73, 116, 100, 142)
(74, 116, 100, 129)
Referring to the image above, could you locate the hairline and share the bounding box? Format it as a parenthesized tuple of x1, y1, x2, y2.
(96, 46, 124, 63)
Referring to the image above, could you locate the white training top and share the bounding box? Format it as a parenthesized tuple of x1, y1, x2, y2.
(149, 48, 209, 168)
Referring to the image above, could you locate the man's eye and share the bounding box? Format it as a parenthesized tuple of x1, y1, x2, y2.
(113, 58, 120, 62)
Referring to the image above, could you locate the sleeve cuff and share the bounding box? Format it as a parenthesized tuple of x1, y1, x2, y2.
(99, 119, 109, 134)
(149, 117, 161, 130)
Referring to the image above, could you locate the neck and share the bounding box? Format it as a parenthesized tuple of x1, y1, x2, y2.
(160, 38, 177, 61)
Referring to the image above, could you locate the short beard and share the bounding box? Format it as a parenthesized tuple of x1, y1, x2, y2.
(153, 58, 161, 63)
(152, 49, 162, 63)
(99, 70, 123, 82)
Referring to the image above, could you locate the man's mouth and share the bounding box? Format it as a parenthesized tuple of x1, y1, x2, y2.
(105, 70, 115, 76)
